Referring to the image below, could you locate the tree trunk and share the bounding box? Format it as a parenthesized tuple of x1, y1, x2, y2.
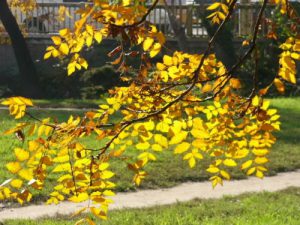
(0, 0, 42, 98)
(201, 15, 238, 69)
(164, 0, 190, 52)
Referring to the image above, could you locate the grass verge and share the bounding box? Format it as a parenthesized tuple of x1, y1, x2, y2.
(4, 187, 300, 225)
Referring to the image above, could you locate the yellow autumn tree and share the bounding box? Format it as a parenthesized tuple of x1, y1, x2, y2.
(0, 0, 299, 224)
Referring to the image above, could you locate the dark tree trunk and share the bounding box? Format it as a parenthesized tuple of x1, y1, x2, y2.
(164, 2, 190, 52)
(0, 0, 42, 98)
(201, 15, 238, 69)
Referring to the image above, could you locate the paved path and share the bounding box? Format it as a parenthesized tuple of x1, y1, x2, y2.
(1, 170, 300, 221)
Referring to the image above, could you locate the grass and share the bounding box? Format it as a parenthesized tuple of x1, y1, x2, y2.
(0, 97, 299, 201)
(19, 99, 105, 109)
(0, 99, 106, 109)
(4, 187, 300, 225)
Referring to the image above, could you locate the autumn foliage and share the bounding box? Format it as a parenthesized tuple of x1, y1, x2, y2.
(0, 0, 299, 224)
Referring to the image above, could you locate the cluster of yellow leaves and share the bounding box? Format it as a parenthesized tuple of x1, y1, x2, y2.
(44, 25, 101, 75)
(141, 26, 165, 58)
(1, 117, 116, 220)
(271, 0, 288, 14)
(1, 142, 41, 204)
(44, 0, 165, 75)
(156, 52, 225, 83)
(93, 70, 280, 188)
(276, 37, 300, 93)
(9, 0, 36, 12)
(206, 0, 232, 24)
(1, 97, 33, 119)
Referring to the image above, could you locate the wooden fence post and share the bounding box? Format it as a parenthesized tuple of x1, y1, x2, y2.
(239, 0, 251, 36)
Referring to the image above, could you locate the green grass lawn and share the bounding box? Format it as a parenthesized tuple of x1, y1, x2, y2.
(4, 187, 300, 225)
(28, 99, 105, 109)
(0, 98, 299, 201)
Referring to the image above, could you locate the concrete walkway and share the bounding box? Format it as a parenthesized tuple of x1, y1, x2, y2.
(1, 170, 300, 221)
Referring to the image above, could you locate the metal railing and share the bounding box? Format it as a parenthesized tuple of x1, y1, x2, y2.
(1, 3, 274, 39)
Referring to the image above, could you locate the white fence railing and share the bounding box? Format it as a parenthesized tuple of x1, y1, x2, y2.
(2, 3, 274, 39)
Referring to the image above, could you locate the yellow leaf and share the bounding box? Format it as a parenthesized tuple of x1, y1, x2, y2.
(256, 170, 264, 178)
(246, 167, 256, 175)
(217, 11, 226, 20)
(163, 55, 173, 66)
(207, 166, 219, 173)
(152, 144, 163, 151)
(99, 163, 110, 171)
(51, 36, 61, 45)
(230, 78, 242, 89)
(291, 52, 300, 60)
(44, 51, 52, 60)
(174, 142, 190, 154)
(68, 64, 76, 76)
(86, 36, 93, 47)
(169, 131, 188, 145)
(207, 11, 217, 19)
(241, 160, 253, 170)
(53, 155, 69, 163)
(252, 95, 260, 107)
(59, 43, 69, 55)
(122, 0, 131, 6)
(103, 190, 115, 196)
(207, 2, 221, 10)
(191, 139, 206, 149)
(252, 149, 269, 157)
(90, 207, 107, 220)
(234, 149, 249, 159)
(10, 179, 23, 189)
(160, 71, 169, 82)
(202, 83, 212, 93)
(274, 78, 285, 93)
(86, 25, 94, 35)
(154, 134, 168, 148)
(157, 62, 166, 70)
(18, 169, 33, 180)
(150, 43, 161, 58)
(144, 121, 155, 130)
(188, 157, 196, 168)
(293, 43, 300, 51)
(220, 170, 230, 180)
(94, 31, 103, 43)
(79, 58, 88, 69)
(59, 28, 70, 37)
(223, 159, 237, 167)
(101, 171, 114, 179)
(143, 37, 154, 51)
(254, 157, 268, 164)
(14, 148, 29, 161)
(136, 142, 150, 150)
(69, 193, 89, 203)
(6, 162, 21, 174)
(52, 163, 71, 173)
